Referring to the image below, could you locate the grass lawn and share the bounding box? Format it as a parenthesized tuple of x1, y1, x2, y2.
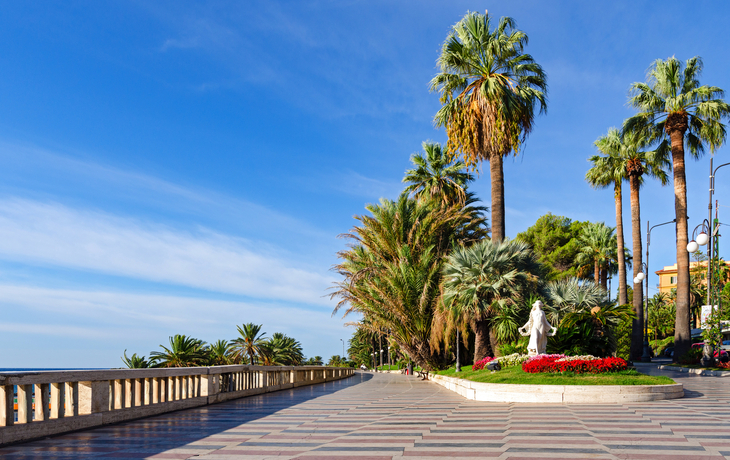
(434, 365, 675, 385)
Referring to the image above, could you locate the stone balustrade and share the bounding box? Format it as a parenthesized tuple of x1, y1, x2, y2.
(0, 365, 353, 446)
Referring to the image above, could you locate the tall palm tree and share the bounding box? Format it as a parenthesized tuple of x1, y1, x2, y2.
(403, 141, 474, 205)
(592, 128, 670, 359)
(587, 128, 629, 306)
(430, 11, 547, 243)
(149, 335, 208, 368)
(624, 56, 730, 360)
(441, 239, 542, 361)
(232, 323, 267, 365)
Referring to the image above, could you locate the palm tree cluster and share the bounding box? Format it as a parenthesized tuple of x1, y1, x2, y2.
(587, 56, 729, 361)
(333, 11, 647, 370)
(334, 140, 634, 369)
(121, 323, 304, 368)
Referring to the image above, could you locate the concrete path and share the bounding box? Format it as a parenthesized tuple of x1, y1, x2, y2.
(1, 365, 729, 459)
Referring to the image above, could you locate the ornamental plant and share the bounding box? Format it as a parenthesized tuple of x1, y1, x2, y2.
(472, 356, 495, 370)
(522, 355, 627, 374)
(495, 353, 529, 368)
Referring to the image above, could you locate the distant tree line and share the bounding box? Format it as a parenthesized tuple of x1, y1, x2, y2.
(121, 323, 304, 368)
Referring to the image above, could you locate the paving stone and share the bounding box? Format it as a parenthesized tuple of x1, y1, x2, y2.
(2, 364, 730, 459)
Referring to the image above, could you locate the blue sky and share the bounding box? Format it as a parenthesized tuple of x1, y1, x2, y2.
(1, 1, 729, 368)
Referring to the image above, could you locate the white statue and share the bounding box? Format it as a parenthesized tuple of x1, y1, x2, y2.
(518, 300, 557, 356)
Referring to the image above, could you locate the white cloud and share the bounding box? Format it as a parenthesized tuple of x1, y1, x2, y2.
(0, 284, 351, 368)
(0, 198, 336, 306)
(0, 141, 330, 244)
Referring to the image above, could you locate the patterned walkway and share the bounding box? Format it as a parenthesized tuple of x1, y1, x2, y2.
(1, 365, 729, 459)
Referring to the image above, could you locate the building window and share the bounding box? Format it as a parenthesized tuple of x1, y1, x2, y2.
(670, 276, 676, 284)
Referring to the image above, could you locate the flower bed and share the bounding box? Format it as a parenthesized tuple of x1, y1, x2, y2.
(522, 355, 628, 374)
(473, 353, 530, 370)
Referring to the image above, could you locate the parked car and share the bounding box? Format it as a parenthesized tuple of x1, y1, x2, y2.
(663, 346, 674, 358)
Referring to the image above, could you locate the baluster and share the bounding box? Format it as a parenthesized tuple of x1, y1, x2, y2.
(133, 379, 142, 406)
(64, 382, 77, 417)
(174, 376, 180, 400)
(152, 378, 159, 404)
(0, 384, 14, 426)
(50, 382, 64, 418)
(124, 379, 133, 408)
(144, 378, 151, 405)
(160, 377, 167, 403)
(35, 383, 50, 421)
(114, 380, 124, 409)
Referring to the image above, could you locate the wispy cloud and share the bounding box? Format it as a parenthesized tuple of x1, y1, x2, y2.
(0, 284, 351, 367)
(0, 198, 335, 306)
(331, 170, 404, 201)
(0, 141, 332, 247)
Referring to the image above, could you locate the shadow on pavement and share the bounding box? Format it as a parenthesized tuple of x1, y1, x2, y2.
(0, 373, 373, 459)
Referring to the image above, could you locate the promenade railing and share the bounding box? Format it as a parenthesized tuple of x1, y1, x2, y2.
(0, 365, 353, 446)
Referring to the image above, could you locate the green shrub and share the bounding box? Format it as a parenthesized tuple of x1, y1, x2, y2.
(649, 337, 673, 356)
(679, 347, 702, 365)
(498, 338, 527, 356)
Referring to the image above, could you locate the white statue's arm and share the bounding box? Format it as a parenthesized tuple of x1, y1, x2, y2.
(518, 325, 529, 336)
(548, 326, 557, 336)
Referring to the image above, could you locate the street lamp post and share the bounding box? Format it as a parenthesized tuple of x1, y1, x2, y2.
(379, 349, 383, 370)
(708, 160, 729, 361)
(388, 346, 391, 370)
(340, 338, 345, 362)
(688, 219, 713, 365)
(455, 329, 461, 373)
(638, 219, 676, 363)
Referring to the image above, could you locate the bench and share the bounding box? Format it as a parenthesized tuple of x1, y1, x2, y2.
(417, 370, 429, 380)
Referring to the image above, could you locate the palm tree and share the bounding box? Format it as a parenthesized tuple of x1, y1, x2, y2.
(206, 340, 233, 366)
(430, 11, 547, 243)
(545, 277, 609, 324)
(149, 335, 208, 368)
(624, 56, 730, 360)
(403, 141, 474, 205)
(587, 129, 629, 306)
(332, 193, 487, 370)
(441, 239, 542, 361)
(262, 332, 304, 366)
(121, 350, 150, 369)
(575, 222, 617, 289)
(592, 128, 670, 360)
(232, 323, 267, 365)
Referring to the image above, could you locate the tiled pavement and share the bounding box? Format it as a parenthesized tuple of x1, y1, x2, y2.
(1, 365, 729, 459)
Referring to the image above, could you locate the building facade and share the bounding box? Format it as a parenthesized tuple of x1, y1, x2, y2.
(655, 260, 730, 294)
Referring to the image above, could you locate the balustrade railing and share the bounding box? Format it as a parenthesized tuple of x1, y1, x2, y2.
(0, 365, 353, 446)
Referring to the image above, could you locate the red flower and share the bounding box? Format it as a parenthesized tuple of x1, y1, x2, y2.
(521, 356, 627, 374)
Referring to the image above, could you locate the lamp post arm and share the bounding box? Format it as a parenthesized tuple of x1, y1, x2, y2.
(711, 161, 730, 194)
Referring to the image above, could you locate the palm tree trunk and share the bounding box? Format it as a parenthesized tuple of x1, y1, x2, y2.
(667, 116, 691, 363)
(600, 267, 608, 291)
(615, 183, 628, 305)
(629, 175, 644, 361)
(472, 319, 492, 361)
(490, 154, 505, 243)
(594, 259, 600, 285)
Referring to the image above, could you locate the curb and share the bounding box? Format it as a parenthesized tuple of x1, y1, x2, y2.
(429, 373, 684, 403)
(657, 364, 730, 377)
